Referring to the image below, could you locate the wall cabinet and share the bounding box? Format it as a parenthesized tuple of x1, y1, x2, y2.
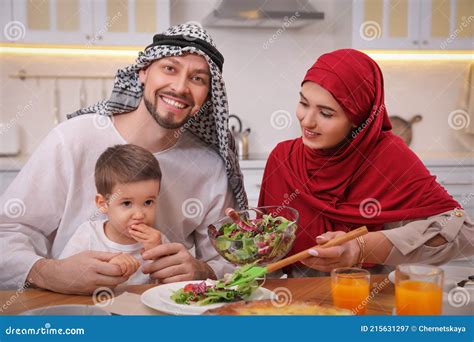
(352, 0, 473, 50)
(2, 0, 170, 46)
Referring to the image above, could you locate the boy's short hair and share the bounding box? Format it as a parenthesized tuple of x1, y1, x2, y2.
(95, 144, 162, 195)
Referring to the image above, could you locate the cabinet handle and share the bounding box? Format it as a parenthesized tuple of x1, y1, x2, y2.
(256, 184, 261, 189)
(440, 181, 473, 186)
(413, 40, 419, 45)
(85, 34, 91, 40)
(422, 40, 428, 45)
(98, 35, 103, 40)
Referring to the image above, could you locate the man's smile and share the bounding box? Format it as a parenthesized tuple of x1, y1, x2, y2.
(159, 94, 191, 110)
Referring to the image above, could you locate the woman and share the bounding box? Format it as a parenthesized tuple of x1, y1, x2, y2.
(258, 49, 473, 277)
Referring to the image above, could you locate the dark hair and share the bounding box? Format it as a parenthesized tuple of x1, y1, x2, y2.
(95, 144, 162, 196)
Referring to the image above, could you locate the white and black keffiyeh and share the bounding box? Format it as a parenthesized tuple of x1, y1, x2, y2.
(68, 24, 247, 209)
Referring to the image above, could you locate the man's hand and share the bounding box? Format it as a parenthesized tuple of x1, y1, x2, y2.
(129, 224, 162, 251)
(109, 253, 140, 277)
(27, 251, 129, 295)
(141, 243, 216, 283)
(301, 231, 360, 272)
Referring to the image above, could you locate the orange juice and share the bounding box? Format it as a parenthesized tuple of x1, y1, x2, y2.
(332, 277, 370, 314)
(395, 280, 442, 315)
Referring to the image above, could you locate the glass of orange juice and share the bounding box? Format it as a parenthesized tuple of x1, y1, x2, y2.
(395, 264, 444, 315)
(331, 267, 370, 315)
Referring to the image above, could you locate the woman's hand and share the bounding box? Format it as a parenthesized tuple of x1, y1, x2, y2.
(301, 231, 361, 272)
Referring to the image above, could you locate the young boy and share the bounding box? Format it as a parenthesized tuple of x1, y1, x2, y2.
(59, 144, 169, 285)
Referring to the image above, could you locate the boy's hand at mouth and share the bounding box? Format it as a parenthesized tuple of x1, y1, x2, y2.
(129, 223, 163, 251)
(108, 253, 140, 277)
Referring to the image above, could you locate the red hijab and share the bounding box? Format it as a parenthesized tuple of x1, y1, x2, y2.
(258, 49, 460, 256)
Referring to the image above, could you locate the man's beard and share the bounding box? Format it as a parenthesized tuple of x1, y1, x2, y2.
(144, 94, 193, 129)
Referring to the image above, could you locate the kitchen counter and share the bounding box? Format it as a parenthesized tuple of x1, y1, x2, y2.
(237, 151, 474, 209)
(0, 155, 30, 171)
(2, 152, 473, 214)
(1, 151, 473, 171)
(416, 151, 474, 166)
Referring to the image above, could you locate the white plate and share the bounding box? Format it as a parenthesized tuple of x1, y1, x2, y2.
(388, 270, 396, 284)
(141, 281, 275, 315)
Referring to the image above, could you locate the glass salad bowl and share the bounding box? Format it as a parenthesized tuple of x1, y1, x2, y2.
(208, 206, 299, 266)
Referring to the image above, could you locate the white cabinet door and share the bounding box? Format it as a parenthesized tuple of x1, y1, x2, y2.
(241, 162, 474, 218)
(352, 0, 421, 50)
(419, 0, 474, 50)
(241, 168, 264, 208)
(92, 0, 170, 46)
(0, 171, 19, 195)
(3, 0, 170, 46)
(427, 165, 474, 219)
(8, 0, 93, 45)
(1, 0, 15, 42)
(352, 0, 473, 50)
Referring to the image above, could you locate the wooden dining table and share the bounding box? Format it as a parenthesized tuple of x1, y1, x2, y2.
(0, 274, 394, 315)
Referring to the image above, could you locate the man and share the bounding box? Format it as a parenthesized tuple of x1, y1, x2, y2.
(0, 24, 247, 294)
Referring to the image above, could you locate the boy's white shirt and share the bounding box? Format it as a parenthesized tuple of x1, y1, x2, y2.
(0, 114, 236, 289)
(58, 219, 170, 285)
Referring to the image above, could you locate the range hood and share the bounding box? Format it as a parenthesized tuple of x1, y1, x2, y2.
(203, 0, 324, 29)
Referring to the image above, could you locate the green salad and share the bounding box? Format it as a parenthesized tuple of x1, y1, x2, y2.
(209, 213, 296, 265)
(170, 264, 259, 306)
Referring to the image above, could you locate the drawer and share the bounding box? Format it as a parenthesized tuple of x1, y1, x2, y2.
(461, 207, 474, 220)
(242, 169, 264, 187)
(247, 198, 259, 208)
(239, 165, 474, 216)
(427, 166, 474, 185)
(0, 171, 19, 195)
(442, 184, 474, 197)
(452, 193, 474, 219)
(242, 168, 264, 205)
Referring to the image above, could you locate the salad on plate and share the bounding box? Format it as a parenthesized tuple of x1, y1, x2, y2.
(171, 264, 260, 306)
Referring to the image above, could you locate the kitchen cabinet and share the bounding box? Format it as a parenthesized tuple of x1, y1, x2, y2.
(352, 0, 474, 50)
(240, 158, 474, 218)
(240, 160, 266, 208)
(0, 171, 19, 195)
(1, 159, 473, 217)
(90, 0, 170, 46)
(1, 1, 14, 39)
(426, 164, 474, 217)
(5, 0, 91, 45)
(2, 0, 170, 46)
